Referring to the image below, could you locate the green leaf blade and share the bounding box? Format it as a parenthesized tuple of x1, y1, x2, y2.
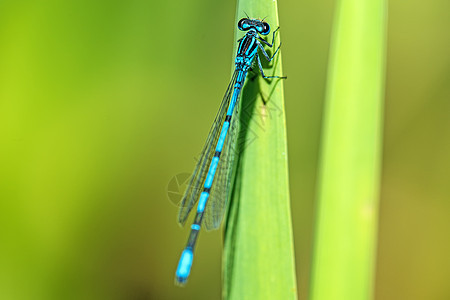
(310, 0, 387, 299)
(223, 1, 297, 299)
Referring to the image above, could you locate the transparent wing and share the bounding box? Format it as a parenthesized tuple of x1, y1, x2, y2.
(177, 70, 239, 226)
(204, 90, 241, 230)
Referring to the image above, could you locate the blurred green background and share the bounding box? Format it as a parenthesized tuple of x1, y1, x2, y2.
(0, 0, 449, 299)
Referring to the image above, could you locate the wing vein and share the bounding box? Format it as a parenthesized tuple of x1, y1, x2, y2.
(177, 70, 239, 226)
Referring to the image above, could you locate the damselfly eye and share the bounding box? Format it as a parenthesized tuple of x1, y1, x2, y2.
(260, 22, 270, 35)
(238, 18, 250, 31)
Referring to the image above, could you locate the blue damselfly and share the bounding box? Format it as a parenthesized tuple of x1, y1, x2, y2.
(175, 17, 285, 285)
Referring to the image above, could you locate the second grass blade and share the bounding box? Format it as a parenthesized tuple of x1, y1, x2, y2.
(310, 0, 387, 299)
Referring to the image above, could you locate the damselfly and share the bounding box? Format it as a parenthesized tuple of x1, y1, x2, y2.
(175, 17, 285, 285)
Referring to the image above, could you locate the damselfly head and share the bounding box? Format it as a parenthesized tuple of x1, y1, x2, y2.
(237, 18, 270, 36)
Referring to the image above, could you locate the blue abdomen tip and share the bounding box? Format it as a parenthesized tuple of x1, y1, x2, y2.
(175, 248, 194, 284)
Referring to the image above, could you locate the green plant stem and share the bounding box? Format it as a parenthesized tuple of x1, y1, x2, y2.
(310, 0, 387, 299)
(223, 1, 297, 299)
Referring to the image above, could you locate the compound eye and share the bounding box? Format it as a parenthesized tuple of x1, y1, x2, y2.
(261, 22, 270, 35)
(238, 18, 250, 31)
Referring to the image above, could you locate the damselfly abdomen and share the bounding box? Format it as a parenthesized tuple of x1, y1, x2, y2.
(175, 17, 285, 285)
